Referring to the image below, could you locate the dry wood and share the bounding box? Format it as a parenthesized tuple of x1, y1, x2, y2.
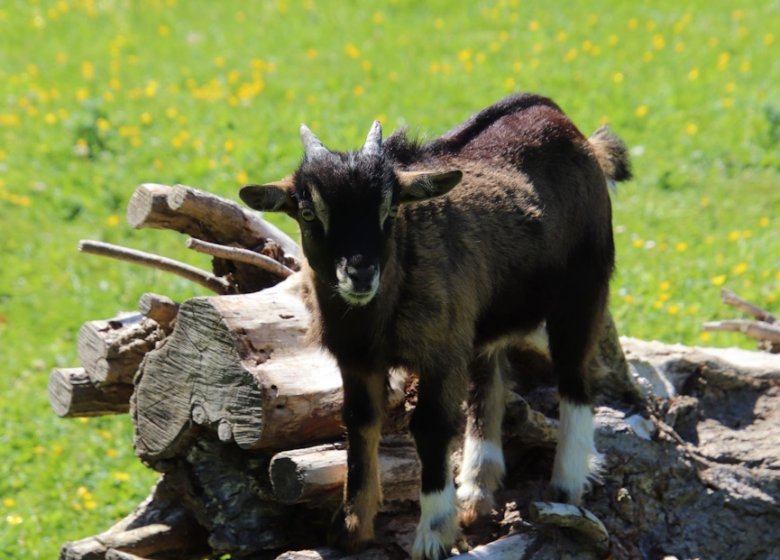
(133, 274, 344, 463)
(59, 479, 208, 560)
(528, 502, 610, 553)
(457, 534, 535, 559)
(105, 551, 150, 560)
(77, 312, 163, 386)
(702, 319, 780, 344)
(138, 293, 178, 330)
(269, 442, 420, 505)
(126, 183, 301, 264)
(79, 240, 231, 294)
(187, 237, 295, 279)
(721, 288, 777, 323)
(48, 367, 132, 418)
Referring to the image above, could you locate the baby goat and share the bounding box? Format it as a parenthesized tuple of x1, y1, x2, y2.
(240, 93, 631, 560)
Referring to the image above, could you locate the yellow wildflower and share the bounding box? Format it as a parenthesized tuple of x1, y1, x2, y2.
(635, 105, 648, 118)
(3, 498, 15, 507)
(6, 514, 22, 526)
(711, 275, 727, 287)
(114, 471, 131, 482)
(732, 262, 748, 275)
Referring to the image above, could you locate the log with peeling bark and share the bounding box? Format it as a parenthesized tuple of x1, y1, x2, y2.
(48, 367, 133, 418)
(59, 478, 209, 560)
(77, 312, 165, 386)
(126, 183, 301, 292)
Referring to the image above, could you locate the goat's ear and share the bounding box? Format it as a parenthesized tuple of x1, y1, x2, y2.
(240, 176, 296, 214)
(396, 169, 463, 203)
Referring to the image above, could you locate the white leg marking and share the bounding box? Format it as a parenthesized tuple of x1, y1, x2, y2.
(456, 436, 505, 518)
(412, 479, 458, 560)
(551, 399, 602, 504)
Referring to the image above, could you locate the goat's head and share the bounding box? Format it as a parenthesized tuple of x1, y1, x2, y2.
(240, 122, 462, 306)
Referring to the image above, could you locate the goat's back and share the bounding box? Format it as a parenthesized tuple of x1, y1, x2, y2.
(388, 96, 614, 355)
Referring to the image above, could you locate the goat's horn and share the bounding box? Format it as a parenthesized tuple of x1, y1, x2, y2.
(300, 124, 329, 160)
(362, 120, 382, 156)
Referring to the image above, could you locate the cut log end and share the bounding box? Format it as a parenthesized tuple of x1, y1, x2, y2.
(49, 368, 132, 418)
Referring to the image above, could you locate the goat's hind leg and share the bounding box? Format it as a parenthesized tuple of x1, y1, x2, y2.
(546, 285, 606, 504)
(457, 349, 508, 526)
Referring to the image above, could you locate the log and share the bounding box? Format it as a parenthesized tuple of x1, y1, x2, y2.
(48, 367, 132, 418)
(269, 442, 420, 505)
(138, 293, 178, 331)
(78, 313, 164, 386)
(126, 183, 301, 292)
(457, 534, 535, 559)
(59, 478, 209, 560)
(133, 274, 344, 463)
(528, 502, 609, 553)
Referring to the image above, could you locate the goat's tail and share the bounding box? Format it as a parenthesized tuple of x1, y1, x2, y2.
(588, 126, 632, 186)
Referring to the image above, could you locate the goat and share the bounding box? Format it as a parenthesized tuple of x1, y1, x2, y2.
(240, 93, 631, 560)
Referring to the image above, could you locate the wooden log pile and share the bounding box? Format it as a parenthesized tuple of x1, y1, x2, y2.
(51, 184, 780, 560)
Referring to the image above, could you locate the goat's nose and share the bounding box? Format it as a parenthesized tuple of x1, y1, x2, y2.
(346, 264, 377, 290)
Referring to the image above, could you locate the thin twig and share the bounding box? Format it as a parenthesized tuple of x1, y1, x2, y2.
(702, 319, 780, 344)
(721, 289, 776, 323)
(79, 240, 231, 295)
(186, 237, 295, 279)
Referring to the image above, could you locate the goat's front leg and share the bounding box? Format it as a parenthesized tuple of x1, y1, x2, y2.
(410, 373, 464, 560)
(329, 370, 386, 553)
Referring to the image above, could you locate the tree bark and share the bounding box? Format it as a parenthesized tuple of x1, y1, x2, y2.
(59, 479, 209, 560)
(77, 313, 164, 386)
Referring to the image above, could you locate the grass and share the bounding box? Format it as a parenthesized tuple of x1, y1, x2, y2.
(1, 0, 778, 557)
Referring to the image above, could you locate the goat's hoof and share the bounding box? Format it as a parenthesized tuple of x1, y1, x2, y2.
(456, 483, 495, 527)
(411, 515, 458, 560)
(328, 505, 372, 554)
(545, 483, 582, 506)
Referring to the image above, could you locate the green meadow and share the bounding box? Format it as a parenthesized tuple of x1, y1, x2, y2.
(1, 0, 778, 557)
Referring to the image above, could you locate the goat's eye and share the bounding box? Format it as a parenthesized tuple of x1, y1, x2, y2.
(299, 206, 317, 222)
(388, 205, 399, 218)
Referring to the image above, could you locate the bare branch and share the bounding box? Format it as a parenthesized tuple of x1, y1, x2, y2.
(703, 319, 780, 344)
(186, 237, 295, 280)
(721, 289, 777, 323)
(79, 240, 231, 295)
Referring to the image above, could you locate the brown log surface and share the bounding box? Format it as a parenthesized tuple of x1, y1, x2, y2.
(133, 274, 344, 463)
(48, 367, 132, 418)
(77, 313, 163, 386)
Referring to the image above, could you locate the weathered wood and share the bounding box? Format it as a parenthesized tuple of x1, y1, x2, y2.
(138, 293, 178, 331)
(187, 237, 296, 279)
(457, 534, 535, 559)
(77, 313, 163, 386)
(702, 319, 780, 344)
(104, 551, 150, 560)
(133, 274, 344, 463)
(104, 550, 150, 560)
(529, 502, 609, 553)
(48, 368, 132, 418)
(269, 443, 420, 505)
(126, 183, 301, 271)
(59, 479, 208, 560)
(721, 288, 777, 323)
(79, 240, 231, 295)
